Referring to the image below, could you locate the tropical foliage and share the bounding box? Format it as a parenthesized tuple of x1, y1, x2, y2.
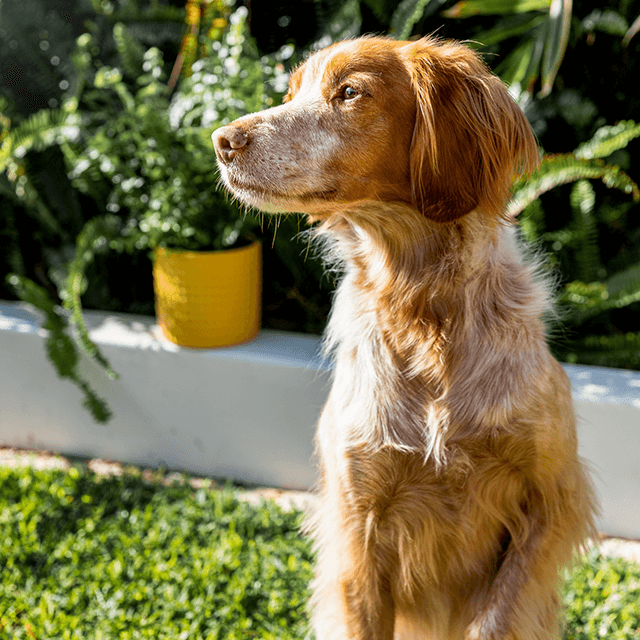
(1, 4, 294, 421)
(1, 0, 639, 423)
(510, 121, 640, 367)
(254, 0, 640, 370)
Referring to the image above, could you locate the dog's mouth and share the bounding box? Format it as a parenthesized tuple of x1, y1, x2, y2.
(225, 174, 338, 205)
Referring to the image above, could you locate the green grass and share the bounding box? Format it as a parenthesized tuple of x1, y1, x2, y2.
(0, 463, 638, 640)
(0, 464, 312, 640)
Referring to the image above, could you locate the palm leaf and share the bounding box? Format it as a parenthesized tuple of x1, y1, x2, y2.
(443, 0, 551, 19)
(495, 28, 545, 92)
(622, 13, 640, 46)
(473, 12, 545, 47)
(390, 0, 443, 39)
(540, 0, 572, 96)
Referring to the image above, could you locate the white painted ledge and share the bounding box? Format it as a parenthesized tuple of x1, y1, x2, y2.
(1, 300, 639, 538)
(0, 301, 329, 491)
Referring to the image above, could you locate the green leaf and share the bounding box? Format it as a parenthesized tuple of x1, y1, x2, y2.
(390, 0, 442, 39)
(561, 275, 640, 325)
(540, 0, 572, 97)
(443, 0, 551, 19)
(569, 180, 600, 282)
(623, 13, 640, 47)
(564, 332, 640, 366)
(0, 109, 80, 171)
(495, 32, 543, 93)
(574, 120, 640, 160)
(473, 12, 546, 47)
(582, 9, 629, 37)
(0, 465, 638, 637)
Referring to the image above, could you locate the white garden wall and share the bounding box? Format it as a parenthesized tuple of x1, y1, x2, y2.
(1, 300, 639, 538)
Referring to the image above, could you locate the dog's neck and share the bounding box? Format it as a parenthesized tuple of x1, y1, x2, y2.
(315, 202, 551, 459)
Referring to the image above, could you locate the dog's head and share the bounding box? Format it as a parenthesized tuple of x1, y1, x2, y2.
(213, 36, 539, 222)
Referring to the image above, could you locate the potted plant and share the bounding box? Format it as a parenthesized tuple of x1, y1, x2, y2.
(1, 8, 289, 420)
(64, 19, 268, 346)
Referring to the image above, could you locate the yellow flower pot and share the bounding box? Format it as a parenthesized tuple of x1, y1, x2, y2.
(153, 242, 261, 348)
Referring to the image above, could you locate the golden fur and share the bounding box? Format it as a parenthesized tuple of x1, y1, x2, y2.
(213, 35, 597, 640)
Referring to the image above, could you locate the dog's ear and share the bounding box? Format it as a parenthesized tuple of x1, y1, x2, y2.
(405, 38, 540, 223)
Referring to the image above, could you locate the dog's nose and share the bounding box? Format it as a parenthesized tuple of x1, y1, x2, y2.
(213, 125, 248, 165)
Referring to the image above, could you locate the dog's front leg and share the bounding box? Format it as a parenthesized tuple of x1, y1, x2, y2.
(464, 521, 556, 640)
(309, 406, 396, 640)
(464, 470, 593, 640)
(310, 490, 396, 640)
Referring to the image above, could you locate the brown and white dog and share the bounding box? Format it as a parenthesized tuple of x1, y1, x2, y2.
(213, 35, 597, 640)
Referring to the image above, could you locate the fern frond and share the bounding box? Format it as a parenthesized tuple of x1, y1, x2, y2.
(574, 120, 640, 160)
(7, 274, 112, 423)
(0, 110, 81, 170)
(570, 180, 601, 281)
(606, 262, 640, 298)
(558, 331, 640, 369)
(561, 276, 640, 326)
(518, 198, 546, 242)
(509, 154, 640, 217)
(113, 22, 145, 78)
(62, 216, 124, 381)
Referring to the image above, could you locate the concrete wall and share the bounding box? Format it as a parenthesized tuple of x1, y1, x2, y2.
(1, 301, 639, 538)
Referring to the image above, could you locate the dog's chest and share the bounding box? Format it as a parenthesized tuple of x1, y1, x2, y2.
(324, 282, 443, 454)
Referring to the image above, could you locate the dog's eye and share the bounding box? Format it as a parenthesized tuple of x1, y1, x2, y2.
(342, 86, 358, 100)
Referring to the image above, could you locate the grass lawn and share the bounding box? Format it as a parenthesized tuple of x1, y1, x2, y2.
(0, 461, 639, 640)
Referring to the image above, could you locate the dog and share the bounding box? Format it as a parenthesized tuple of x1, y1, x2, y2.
(213, 35, 597, 640)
